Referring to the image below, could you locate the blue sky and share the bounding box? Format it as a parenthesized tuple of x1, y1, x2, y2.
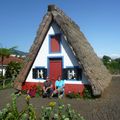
(0, 0, 120, 58)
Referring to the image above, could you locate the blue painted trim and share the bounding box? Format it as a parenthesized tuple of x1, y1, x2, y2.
(47, 57, 49, 77)
(65, 79, 81, 81)
(35, 66, 45, 68)
(35, 78, 45, 80)
(65, 66, 80, 68)
(66, 79, 81, 81)
(49, 33, 62, 54)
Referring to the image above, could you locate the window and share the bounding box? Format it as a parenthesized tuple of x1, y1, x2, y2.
(50, 34, 61, 53)
(32, 68, 47, 79)
(62, 68, 82, 80)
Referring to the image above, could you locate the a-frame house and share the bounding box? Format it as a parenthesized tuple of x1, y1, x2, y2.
(14, 5, 111, 96)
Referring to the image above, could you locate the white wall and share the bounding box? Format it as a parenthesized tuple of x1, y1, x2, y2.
(0, 66, 6, 76)
(26, 22, 89, 84)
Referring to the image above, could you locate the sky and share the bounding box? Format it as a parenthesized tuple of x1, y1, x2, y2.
(0, 0, 120, 58)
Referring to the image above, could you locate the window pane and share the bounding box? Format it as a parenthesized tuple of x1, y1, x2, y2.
(62, 68, 82, 80)
(32, 68, 47, 79)
(50, 35, 60, 53)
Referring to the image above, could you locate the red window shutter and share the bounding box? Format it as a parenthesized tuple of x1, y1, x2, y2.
(51, 35, 60, 52)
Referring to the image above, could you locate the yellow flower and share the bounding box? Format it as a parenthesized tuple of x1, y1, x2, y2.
(25, 95, 31, 101)
(48, 101, 56, 108)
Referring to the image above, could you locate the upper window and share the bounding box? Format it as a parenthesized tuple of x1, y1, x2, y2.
(50, 34, 61, 53)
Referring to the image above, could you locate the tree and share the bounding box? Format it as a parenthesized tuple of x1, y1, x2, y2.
(5, 61, 22, 79)
(0, 47, 17, 88)
(102, 55, 111, 65)
(102, 56, 120, 74)
(0, 48, 11, 77)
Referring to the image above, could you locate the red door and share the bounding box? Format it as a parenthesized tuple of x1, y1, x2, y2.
(49, 58, 62, 87)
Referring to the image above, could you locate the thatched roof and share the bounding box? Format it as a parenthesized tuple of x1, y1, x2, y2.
(14, 5, 112, 96)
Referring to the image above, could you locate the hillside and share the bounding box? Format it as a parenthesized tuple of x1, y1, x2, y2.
(11, 49, 28, 57)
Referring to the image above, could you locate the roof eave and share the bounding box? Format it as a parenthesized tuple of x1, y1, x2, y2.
(14, 12, 53, 90)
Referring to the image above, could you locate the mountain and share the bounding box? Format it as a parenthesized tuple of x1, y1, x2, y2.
(11, 49, 28, 57)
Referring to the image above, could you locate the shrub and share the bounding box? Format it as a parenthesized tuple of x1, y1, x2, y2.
(83, 86, 92, 99)
(21, 89, 27, 94)
(21, 85, 42, 97)
(102, 55, 120, 74)
(0, 94, 85, 120)
(66, 92, 81, 99)
(66, 86, 93, 99)
(36, 85, 42, 97)
(5, 62, 22, 79)
(0, 94, 37, 120)
(40, 101, 85, 120)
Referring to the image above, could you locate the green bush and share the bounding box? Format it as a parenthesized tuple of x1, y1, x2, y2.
(36, 85, 42, 97)
(21, 89, 27, 94)
(40, 101, 85, 120)
(66, 86, 92, 99)
(83, 87, 92, 99)
(66, 92, 82, 99)
(102, 55, 120, 74)
(0, 94, 37, 120)
(5, 62, 22, 79)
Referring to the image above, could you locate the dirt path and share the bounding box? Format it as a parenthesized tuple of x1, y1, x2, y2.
(0, 76, 120, 120)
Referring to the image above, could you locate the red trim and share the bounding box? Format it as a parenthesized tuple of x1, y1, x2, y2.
(22, 82, 86, 95)
(22, 82, 44, 90)
(64, 84, 85, 95)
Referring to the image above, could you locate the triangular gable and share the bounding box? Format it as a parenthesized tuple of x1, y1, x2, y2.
(14, 5, 112, 96)
(26, 22, 80, 83)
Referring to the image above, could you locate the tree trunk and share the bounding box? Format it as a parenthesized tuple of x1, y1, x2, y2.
(3, 79, 5, 88)
(1, 56, 4, 77)
(1, 56, 5, 88)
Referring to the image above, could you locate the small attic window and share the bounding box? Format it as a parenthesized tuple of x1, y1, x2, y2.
(50, 34, 61, 53)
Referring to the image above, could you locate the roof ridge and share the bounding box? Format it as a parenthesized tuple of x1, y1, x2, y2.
(48, 4, 80, 30)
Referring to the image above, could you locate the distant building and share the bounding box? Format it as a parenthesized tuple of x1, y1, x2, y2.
(0, 56, 24, 76)
(10, 49, 28, 58)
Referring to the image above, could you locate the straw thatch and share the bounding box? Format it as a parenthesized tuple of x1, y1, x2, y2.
(14, 5, 112, 96)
